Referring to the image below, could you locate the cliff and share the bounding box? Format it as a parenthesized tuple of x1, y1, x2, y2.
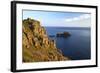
(22, 18, 69, 62)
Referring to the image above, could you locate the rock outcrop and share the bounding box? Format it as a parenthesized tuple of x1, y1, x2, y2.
(56, 32, 71, 38)
(22, 18, 69, 62)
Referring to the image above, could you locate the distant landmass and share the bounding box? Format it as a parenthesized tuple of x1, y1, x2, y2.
(22, 18, 69, 62)
(44, 26, 90, 30)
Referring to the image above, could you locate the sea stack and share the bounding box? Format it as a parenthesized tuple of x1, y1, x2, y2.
(56, 32, 71, 38)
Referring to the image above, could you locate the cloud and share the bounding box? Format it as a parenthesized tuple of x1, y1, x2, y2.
(65, 14, 91, 22)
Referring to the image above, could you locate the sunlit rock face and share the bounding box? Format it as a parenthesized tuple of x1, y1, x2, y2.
(22, 18, 69, 62)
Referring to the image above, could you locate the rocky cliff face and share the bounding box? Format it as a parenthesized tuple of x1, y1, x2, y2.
(22, 18, 69, 62)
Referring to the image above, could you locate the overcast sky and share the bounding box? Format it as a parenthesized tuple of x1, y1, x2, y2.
(23, 10, 91, 27)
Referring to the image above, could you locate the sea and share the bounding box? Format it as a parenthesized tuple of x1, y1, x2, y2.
(45, 27, 91, 60)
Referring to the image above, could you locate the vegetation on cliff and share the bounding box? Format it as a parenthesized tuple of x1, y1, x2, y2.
(22, 18, 69, 62)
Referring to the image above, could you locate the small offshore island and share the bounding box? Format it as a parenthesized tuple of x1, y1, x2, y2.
(49, 32, 71, 38)
(22, 18, 70, 62)
(56, 32, 71, 38)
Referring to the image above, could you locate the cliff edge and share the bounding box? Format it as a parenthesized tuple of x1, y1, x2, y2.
(22, 18, 69, 62)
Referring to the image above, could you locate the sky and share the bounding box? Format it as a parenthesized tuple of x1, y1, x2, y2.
(23, 10, 91, 27)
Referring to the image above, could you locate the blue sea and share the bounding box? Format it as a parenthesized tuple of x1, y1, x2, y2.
(45, 27, 91, 60)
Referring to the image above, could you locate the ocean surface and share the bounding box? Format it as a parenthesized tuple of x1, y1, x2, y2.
(45, 27, 91, 60)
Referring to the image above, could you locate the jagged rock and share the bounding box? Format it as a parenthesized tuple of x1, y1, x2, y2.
(22, 18, 69, 62)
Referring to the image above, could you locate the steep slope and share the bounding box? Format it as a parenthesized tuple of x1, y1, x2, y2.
(22, 18, 69, 62)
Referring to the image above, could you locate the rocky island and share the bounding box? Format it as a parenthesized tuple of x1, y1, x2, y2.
(22, 18, 69, 62)
(56, 32, 71, 38)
